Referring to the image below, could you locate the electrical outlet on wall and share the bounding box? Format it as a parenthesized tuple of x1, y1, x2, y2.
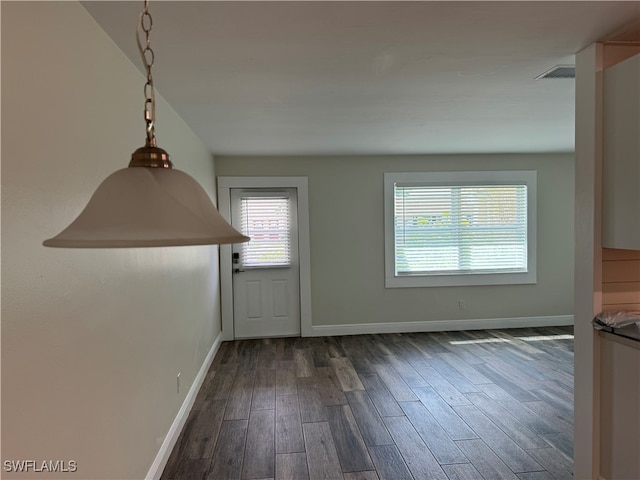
(458, 299, 466, 310)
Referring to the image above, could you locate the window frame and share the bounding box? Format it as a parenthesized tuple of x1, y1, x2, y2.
(384, 171, 537, 288)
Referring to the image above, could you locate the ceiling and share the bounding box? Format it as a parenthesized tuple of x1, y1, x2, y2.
(83, 1, 639, 156)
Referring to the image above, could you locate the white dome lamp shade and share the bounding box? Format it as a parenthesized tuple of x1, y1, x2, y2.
(43, 147, 249, 248)
(44, 1, 249, 248)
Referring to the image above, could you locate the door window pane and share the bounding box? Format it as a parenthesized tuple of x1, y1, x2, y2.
(240, 196, 291, 268)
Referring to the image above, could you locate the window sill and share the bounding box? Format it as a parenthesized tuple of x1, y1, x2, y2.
(385, 271, 537, 288)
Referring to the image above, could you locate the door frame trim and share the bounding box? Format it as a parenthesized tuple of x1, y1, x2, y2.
(217, 176, 312, 340)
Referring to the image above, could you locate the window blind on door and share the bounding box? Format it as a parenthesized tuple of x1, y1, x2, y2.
(240, 196, 291, 268)
(394, 184, 528, 275)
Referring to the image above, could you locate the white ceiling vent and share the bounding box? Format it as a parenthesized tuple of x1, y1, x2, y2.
(535, 65, 576, 80)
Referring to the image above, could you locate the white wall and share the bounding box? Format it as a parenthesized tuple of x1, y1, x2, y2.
(2, 3, 220, 478)
(573, 43, 603, 480)
(216, 153, 574, 330)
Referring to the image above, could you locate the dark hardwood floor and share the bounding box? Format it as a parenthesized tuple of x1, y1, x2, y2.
(161, 326, 574, 480)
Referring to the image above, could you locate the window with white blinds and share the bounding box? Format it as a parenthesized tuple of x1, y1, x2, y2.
(384, 171, 537, 287)
(239, 196, 291, 268)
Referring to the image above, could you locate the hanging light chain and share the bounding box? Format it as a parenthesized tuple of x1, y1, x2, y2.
(128, 0, 173, 170)
(137, 0, 157, 147)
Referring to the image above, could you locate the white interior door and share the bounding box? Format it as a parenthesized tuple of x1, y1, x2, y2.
(230, 188, 301, 338)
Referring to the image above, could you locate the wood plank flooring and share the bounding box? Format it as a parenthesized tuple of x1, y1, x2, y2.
(161, 326, 574, 480)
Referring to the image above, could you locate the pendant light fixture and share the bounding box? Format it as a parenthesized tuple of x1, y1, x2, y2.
(43, 1, 249, 248)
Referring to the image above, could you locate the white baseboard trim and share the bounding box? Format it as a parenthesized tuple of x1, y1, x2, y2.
(145, 332, 223, 480)
(310, 315, 574, 337)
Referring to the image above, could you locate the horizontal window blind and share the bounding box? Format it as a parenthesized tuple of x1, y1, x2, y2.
(394, 184, 527, 275)
(240, 196, 291, 268)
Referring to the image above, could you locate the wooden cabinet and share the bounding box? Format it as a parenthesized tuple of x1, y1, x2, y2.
(602, 54, 640, 250)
